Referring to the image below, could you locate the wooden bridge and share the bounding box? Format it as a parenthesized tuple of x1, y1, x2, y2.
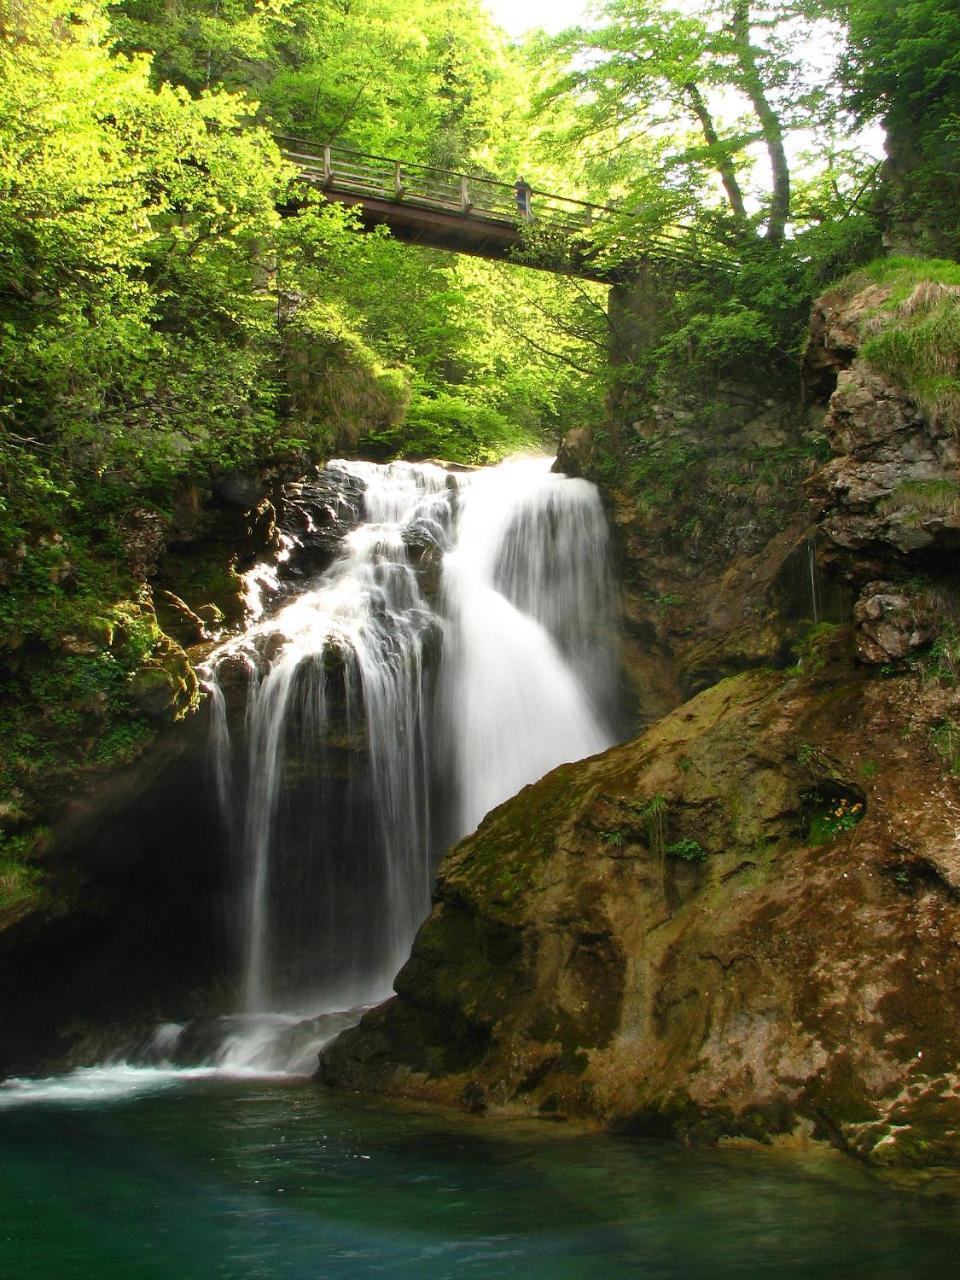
(277, 137, 617, 282)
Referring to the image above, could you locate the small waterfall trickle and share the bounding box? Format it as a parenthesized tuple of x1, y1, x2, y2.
(181, 454, 619, 1071)
(806, 536, 822, 626)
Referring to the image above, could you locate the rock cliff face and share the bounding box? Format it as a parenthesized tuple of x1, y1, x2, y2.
(805, 275, 960, 667)
(320, 648, 960, 1167)
(320, 270, 960, 1167)
(806, 281, 960, 567)
(562, 276, 839, 723)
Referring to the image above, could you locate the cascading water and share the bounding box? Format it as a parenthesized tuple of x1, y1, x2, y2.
(205, 460, 452, 1020)
(439, 458, 617, 838)
(145, 455, 619, 1073)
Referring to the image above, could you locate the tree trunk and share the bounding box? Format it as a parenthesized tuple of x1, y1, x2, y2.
(730, 0, 790, 245)
(684, 81, 749, 224)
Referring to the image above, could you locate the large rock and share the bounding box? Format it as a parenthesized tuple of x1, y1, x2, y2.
(320, 645, 960, 1168)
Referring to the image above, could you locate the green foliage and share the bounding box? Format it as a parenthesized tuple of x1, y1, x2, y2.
(0, 0, 289, 489)
(797, 742, 824, 769)
(656, 305, 776, 383)
(789, 622, 843, 675)
(825, 260, 960, 433)
(921, 631, 960, 688)
(842, 257, 960, 297)
(666, 837, 706, 863)
(805, 793, 865, 844)
(842, 0, 960, 255)
(930, 720, 960, 775)
(879, 481, 960, 531)
(361, 387, 540, 465)
(0, 833, 48, 911)
(639, 793, 668, 863)
(0, 862, 44, 910)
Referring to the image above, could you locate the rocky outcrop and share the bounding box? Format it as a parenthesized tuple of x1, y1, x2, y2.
(806, 280, 960, 573)
(852, 582, 932, 665)
(320, 641, 960, 1167)
(561, 382, 837, 718)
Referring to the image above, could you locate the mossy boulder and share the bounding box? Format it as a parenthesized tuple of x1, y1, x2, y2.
(320, 655, 960, 1168)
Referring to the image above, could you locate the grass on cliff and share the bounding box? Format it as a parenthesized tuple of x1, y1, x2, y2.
(878, 478, 960, 524)
(835, 258, 960, 431)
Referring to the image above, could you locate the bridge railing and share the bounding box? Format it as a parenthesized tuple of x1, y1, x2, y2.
(276, 137, 598, 235)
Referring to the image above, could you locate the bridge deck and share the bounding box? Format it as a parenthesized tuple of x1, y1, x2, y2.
(278, 139, 614, 281)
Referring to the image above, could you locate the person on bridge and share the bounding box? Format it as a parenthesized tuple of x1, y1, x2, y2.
(514, 177, 533, 219)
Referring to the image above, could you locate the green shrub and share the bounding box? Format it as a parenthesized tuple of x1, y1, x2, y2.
(805, 793, 865, 844)
(362, 389, 541, 465)
(666, 838, 706, 863)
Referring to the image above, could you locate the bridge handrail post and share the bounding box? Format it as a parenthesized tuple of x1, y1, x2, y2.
(459, 175, 472, 213)
(394, 162, 404, 200)
(323, 145, 333, 187)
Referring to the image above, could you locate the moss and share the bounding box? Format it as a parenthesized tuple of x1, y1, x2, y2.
(788, 622, 845, 675)
(875, 1090, 960, 1169)
(0, 825, 51, 912)
(930, 719, 960, 774)
(130, 639, 198, 721)
(800, 1054, 880, 1140)
(0, 597, 198, 886)
(454, 762, 590, 919)
(615, 1092, 797, 1147)
(155, 546, 247, 634)
(0, 859, 46, 912)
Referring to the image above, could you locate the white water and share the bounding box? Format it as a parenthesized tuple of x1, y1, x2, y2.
(200, 454, 619, 1067)
(205, 459, 452, 1015)
(440, 457, 615, 836)
(2, 455, 620, 1097)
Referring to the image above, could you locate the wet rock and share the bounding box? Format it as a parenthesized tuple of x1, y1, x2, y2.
(853, 582, 931, 664)
(277, 467, 367, 579)
(554, 427, 595, 478)
(212, 470, 267, 510)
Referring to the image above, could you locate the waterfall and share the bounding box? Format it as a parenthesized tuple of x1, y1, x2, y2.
(439, 457, 616, 838)
(204, 460, 451, 1016)
(188, 455, 618, 1070)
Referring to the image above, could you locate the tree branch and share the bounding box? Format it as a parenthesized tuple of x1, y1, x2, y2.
(730, 0, 790, 244)
(683, 81, 749, 223)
